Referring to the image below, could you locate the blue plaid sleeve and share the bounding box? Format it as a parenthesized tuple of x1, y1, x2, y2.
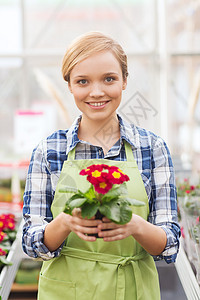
(22, 140, 64, 260)
(148, 136, 180, 263)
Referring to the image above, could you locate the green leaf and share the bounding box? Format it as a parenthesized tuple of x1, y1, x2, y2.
(83, 185, 96, 202)
(59, 186, 78, 193)
(5, 231, 17, 242)
(63, 206, 72, 215)
(68, 198, 88, 209)
(0, 256, 12, 266)
(81, 202, 100, 219)
(69, 193, 85, 201)
(101, 183, 128, 202)
(117, 205, 132, 224)
(64, 193, 85, 207)
(0, 241, 11, 251)
(99, 199, 133, 224)
(99, 201, 121, 223)
(120, 197, 145, 206)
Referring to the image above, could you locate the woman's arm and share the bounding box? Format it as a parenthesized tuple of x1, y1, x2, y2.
(98, 136, 180, 258)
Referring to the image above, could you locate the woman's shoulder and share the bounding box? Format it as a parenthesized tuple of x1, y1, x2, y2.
(33, 129, 69, 157)
(119, 115, 166, 150)
(46, 129, 69, 141)
(133, 124, 165, 147)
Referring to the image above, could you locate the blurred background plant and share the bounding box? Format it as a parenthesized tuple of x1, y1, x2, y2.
(0, 214, 17, 272)
(177, 178, 200, 284)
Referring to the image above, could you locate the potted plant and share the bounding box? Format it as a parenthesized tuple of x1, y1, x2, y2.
(0, 214, 16, 273)
(60, 164, 145, 229)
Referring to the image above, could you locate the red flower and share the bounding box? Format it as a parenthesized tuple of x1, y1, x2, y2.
(0, 248, 6, 256)
(108, 167, 129, 184)
(0, 231, 6, 242)
(196, 216, 200, 225)
(0, 214, 16, 231)
(0, 218, 6, 231)
(80, 164, 129, 194)
(6, 220, 15, 230)
(79, 164, 104, 176)
(185, 190, 191, 194)
(181, 226, 185, 238)
(190, 185, 195, 191)
(93, 181, 113, 194)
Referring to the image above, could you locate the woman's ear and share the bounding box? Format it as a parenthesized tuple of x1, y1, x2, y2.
(122, 78, 127, 90)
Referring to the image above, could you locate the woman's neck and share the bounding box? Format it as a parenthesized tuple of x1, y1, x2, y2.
(78, 114, 120, 154)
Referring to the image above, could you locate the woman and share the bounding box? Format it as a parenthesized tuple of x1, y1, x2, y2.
(22, 31, 180, 300)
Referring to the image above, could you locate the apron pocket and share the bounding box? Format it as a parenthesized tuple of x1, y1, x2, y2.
(38, 273, 76, 300)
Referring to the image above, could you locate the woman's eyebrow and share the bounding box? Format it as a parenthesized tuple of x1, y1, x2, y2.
(73, 72, 119, 79)
(73, 75, 89, 79)
(104, 72, 119, 76)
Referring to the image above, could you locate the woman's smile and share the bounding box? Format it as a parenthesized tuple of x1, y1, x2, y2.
(86, 100, 110, 109)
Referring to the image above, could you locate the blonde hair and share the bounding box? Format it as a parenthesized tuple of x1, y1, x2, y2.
(62, 31, 128, 82)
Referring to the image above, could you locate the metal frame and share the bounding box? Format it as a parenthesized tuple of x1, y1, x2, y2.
(175, 239, 200, 300)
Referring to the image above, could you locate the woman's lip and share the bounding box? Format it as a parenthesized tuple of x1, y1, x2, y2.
(86, 101, 110, 109)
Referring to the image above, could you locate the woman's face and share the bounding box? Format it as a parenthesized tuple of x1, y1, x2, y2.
(68, 50, 127, 123)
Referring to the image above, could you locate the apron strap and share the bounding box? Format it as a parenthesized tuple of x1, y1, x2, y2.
(61, 246, 148, 300)
(67, 147, 76, 161)
(124, 141, 135, 162)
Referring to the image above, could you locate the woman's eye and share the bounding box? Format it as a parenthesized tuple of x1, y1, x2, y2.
(78, 79, 87, 85)
(105, 77, 115, 83)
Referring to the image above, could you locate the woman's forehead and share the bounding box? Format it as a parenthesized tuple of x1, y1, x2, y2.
(70, 51, 122, 77)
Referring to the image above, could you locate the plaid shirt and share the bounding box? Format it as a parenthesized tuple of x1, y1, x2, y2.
(22, 114, 180, 263)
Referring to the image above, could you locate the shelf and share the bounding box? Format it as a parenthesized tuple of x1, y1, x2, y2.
(0, 221, 25, 300)
(11, 283, 38, 292)
(175, 239, 200, 300)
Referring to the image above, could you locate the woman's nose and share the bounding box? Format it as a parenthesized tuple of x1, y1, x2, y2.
(89, 83, 105, 98)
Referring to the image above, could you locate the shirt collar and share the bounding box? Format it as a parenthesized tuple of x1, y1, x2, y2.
(117, 114, 139, 149)
(65, 114, 139, 155)
(65, 115, 82, 155)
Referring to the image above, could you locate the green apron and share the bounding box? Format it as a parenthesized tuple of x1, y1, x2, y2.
(38, 142, 160, 300)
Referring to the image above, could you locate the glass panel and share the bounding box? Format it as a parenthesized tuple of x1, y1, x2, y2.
(0, 1, 22, 54)
(167, 0, 200, 53)
(120, 56, 160, 134)
(168, 56, 200, 160)
(25, 0, 155, 52)
(0, 58, 22, 159)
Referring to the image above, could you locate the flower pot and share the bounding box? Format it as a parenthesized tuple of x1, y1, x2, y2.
(88, 210, 107, 238)
(95, 209, 104, 221)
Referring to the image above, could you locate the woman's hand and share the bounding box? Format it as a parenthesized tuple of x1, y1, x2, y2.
(66, 208, 102, 242)
(97, 214, 167, 256)
(44, 210, 102, 252)
(97, 215, 136, 241)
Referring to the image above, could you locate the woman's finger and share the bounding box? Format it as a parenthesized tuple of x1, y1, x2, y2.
(98, 222, 119, 230)
(73, 223, 100, 235)
(72, 216, 102, 227)
(76, 231, 97, 242)
(72, 208, 82, 218)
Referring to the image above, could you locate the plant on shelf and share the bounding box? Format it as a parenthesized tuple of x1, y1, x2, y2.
(60, 164, 145, 225)
(0, 214, 17, 273)
(177, 178, 200, 216)
(177, 178, 200, 282)
(190, 216, 200, 245)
